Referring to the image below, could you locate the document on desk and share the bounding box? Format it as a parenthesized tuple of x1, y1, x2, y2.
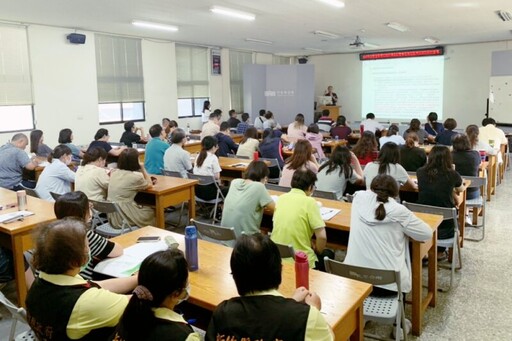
(94, 241, 168, 277)
(0, 210, 34, 223)
(320, 207, 340, 221)
(230, 162, 250, 168)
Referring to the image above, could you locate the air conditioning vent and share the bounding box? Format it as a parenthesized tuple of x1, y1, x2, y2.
(497, 10, 512, 21)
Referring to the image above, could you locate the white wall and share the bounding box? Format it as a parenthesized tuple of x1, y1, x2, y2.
(310, 40, 512, 130)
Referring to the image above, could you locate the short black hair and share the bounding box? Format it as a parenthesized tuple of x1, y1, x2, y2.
(290, 169, 317, 191)
(307, 123, 319, 134)
(229, 109, 236, 116)
(452, 134, 470, 151)
(231, 234, 282, 296)
(366, 113, 375, 119)
(220, 121, 230, 132)
(259, 109, 266, 117)
(244, 161, 269, 181)
(54, 191, 89, 221)
(94, 128, 109, 141)
(241, 113, 250, 122)
(124, 121, 135, 132)
(149, 124, 162, 138)
(482, 117, 496, 126)
(444, 118, 457, 130)
(58, 128, 73, 144)
(170, 128, 186, 144)
(117, 148, 142, 171)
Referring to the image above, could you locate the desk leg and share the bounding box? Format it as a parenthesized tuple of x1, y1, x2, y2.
(12, 236, 27, 307)
(349, 305, 364, 341)
(188, 187, 196, 220)
(428, 230, 438, 308)
(155, 196, 165, 228)
(411, 240, 422, 336)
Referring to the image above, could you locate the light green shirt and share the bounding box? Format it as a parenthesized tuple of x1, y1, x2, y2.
(271, 188, 325, 268)
(221, 179, 273, 236)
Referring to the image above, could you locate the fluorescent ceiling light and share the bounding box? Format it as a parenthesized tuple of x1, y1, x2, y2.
(304, 47, 323, 52)
(386, 22, 409, 32)
(210, 6, 256, 21)
(313, 30, 339, 39)
(424, 37, 439, 44)
(132, 20, 178, 32)
(317, 0, 345, 8)
(245, 38, 273, 45)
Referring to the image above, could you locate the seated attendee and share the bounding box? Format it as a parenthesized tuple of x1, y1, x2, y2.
(236, 127, 260, 160)
(287, 113, 308, 141)
(30, 129, 52, 157)
(262, 111, 281, 130)
(379, 124, 405, 147)
(87, 128, 127, 162)
(0, 133, 39, 190)
(227, 109, 241, 128)
(360, 112, 385, 134)
(417, 146, 467, 244)
(221, 161, 275, 236)
(109, 148, 155, 228)
(424, 111, 444, 138)
(54, 191, 123, 280)
(399, 133, 427, 172)
(75, 147, 109, 201)
(58, 128, 85, 160)
(120, 121, 145, 147)
(352, 131, 378, 166)
(113, 249, 200, 341)
(253, 109, 267, 130)
(435, 118, 458, 146)
(363, 142, 415, 190)
(144, 124, 170, 175)
(403, 118, 428, 143)
(193, 136, 228, 200)
(26, 219, 136, 340)
(479, 117, 508, 160)
(259, 128, 285, 169)
(206, 233, 333, 341)
(236, 112, 251, 135)
(163, 128, 193, 178)
(316, 110, 333, 132)
(316, 146, 363, 200)
(344, 174, 432, 336)
(305, 123, 326, 160)
(216, 122, 238, 157)
(200, 111, 222, 140)
(35, 145, 76, 201)
(451, 134, 480, 200)
(273, 169, 331, 270)
(163, 119, 178, 144)
(466, 124, 496, 155)
(279, 140, 319, 187)
(330, 115, 352, 140)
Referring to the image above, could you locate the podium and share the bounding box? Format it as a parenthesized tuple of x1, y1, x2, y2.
(318, 105, 341, 121)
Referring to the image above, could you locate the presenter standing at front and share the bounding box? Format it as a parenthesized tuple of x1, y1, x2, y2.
(324, 85, 338, 105)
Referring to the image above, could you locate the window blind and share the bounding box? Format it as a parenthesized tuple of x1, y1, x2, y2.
(229, 50, 252, 112)
(176, 45, 209, 98)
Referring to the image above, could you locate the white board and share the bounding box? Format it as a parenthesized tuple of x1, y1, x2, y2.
(489, 76, 512, 124)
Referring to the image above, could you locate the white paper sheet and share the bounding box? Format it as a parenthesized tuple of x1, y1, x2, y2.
(0, 210, 35, 223)
(320, 207, 340, 221)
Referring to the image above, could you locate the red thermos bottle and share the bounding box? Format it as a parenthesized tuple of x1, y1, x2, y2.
(253, 151, 259, 161)
(295, 251, 309, 289)
(360, 124, 364, 134)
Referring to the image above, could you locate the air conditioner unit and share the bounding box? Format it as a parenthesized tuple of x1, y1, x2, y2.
(497, 10, 512, 21)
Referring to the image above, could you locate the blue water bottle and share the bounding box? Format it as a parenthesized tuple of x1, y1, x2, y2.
(185, 226, 199, 271)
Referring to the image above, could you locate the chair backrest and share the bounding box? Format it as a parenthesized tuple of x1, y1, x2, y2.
(324, 258, 402, 292)
(191, 219, 236, 242)
(265, 183, 289, 192)
(133, 143, 145, 149)
(0, 291, 29, 340)
(187, 173, 216, 186)
(259, 157, 281, 170)
(22, 187, 39, 198)
(274, 242, 295, 260)
(162, 169, 184, 178)
(49, 192, 62, 201)
(463, 175, 486, 191)
(402, 201, 458, 223)
(344, 193, 354, 203)
(312, 190, 337, 200)
(90, 200, 120, 214)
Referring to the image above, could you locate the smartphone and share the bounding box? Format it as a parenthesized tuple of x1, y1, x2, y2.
(137, 236, 161, 243)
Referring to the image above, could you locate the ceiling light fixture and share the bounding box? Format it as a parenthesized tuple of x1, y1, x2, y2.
(210, 6, 256, 21)
(386, 22, 409, 32)
(132, 20, 178, 32)
(317, 0, 345, 8)
(245, 38, 273, 45)
(424, 37, 439, 44)
(313, 30, 339, 39)
(304, 47, 323, 52)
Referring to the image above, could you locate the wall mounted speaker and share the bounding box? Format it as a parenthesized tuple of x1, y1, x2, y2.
(67, 33, 86, 44)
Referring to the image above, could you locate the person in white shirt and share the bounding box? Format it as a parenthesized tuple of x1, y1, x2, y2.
(35, 144, 76, 201)
(200, 111, 221, 140)
(479, 117, 508, 165)
(262, 111, 281, 130)
(163, 128, 193, 178)
(379, 124, 405, 147)
(253, 109, 267, 130)
(201, 100, 212, 123)
(193, 136, 228, 200)
(360, 113, 385, 134)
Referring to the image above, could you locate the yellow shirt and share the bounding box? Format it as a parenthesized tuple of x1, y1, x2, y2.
(153, 307, 202, 341)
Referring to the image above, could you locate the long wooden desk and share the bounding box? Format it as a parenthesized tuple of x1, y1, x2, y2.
(184, 134, 243, 154)
(487, 154, 497, 201)
(0, 188, 56, 306)
(266, 190, 443, 336)
(136, 175, 197, 228)
(112, 227, 372, 341)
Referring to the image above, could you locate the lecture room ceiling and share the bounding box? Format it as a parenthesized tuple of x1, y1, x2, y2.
(0, 0, 511, 55)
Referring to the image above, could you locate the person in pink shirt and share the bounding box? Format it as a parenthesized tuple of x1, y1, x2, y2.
(287, 113, 308, 141)
(279, 140, 319, 187)
(305, 123, 325, 160)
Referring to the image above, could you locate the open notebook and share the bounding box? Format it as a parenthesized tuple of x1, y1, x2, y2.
(0, 210, 35, 223)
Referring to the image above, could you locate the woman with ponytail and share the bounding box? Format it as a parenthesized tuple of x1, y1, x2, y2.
(113, 249, 200, 341)
(344, 174, 432, 299)
(35, 144, 75, 201)
(399, 132, 427, 172)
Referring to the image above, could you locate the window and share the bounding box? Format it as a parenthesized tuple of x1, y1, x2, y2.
(95, 34, 145, 124)
(229, 50, 253, 112)
(0, 25, 34, 132)
(176, 45, 209, 118)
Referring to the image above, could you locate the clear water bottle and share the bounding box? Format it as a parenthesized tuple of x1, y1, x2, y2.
(335, 135, 339, 142)
(186, 123, 191, 135)
(185, 226, 198, 271)
(295, 251, 309, 289)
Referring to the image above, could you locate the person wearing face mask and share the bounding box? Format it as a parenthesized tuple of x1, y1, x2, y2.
(399, 132, 427, 172)
(35, 144, 76, 201)
(113, 249, 200, 341)
(26, 219, 137, 340)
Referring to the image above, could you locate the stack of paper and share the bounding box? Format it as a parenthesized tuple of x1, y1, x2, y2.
(0, 211, 34, 223)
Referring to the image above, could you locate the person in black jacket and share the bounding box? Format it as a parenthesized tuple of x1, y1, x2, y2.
(215, 122, 238, 157)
